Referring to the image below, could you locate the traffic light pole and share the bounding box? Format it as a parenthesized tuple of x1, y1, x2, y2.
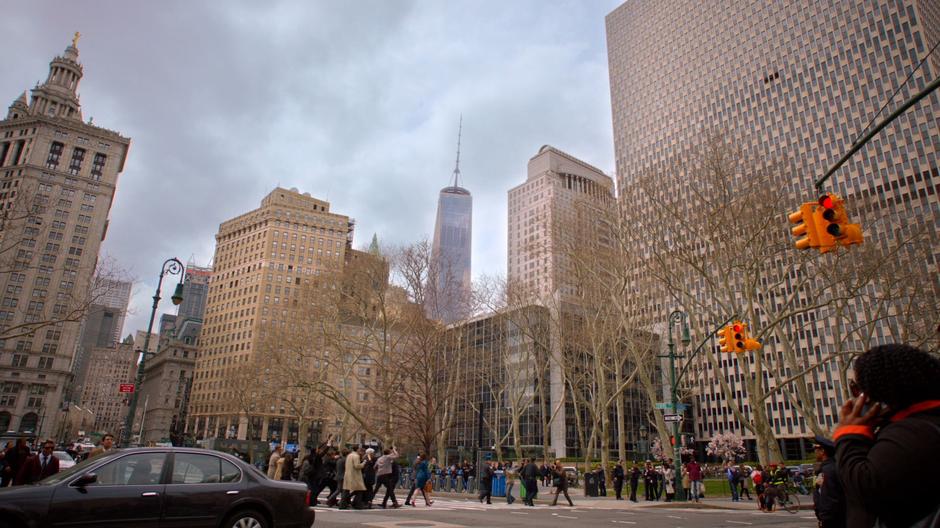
(661, 313, 737, 503)
(662, 310, 689, 502)
(816, 75, 940, 191)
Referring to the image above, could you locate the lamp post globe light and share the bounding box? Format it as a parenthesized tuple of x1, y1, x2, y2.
(121, 257, 184, 447)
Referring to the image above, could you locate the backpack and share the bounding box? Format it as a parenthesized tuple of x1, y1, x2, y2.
(752, 471, 762, 485)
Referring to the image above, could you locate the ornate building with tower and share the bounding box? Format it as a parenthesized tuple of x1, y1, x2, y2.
(0, 36, 130, 438)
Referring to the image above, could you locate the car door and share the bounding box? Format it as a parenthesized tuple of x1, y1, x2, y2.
(160, 452, 244, 528)
(48, 451, 168, 528)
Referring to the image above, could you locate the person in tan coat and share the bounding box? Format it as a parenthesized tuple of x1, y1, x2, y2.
(88, 434, 114, 460)
(341, 446, 367, 509)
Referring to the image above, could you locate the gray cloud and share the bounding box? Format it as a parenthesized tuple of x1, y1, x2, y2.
(1, 0, 620, 335)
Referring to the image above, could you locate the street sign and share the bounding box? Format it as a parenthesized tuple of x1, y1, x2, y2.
(663, 414, 684, 423)
(119, 383, 135, 393)
(656, 403, 689, 412)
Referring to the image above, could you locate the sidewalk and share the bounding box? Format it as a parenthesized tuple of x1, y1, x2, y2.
(422, 488, 757, 511)
(420, 489, 812, 511)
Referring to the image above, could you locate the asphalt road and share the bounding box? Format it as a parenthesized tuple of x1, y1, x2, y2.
(311, 497, 816, 527)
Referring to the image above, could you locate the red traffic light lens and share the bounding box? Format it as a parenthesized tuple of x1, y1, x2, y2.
(819, 195, 834, 209)
(733, 324, 742, 332)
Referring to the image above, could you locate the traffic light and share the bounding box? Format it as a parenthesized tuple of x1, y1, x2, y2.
(718, 326, 734, 353)
(814, 193, 863, 252)
(789, 193, 863, 252)
(788, 202, 821, 250)
(720, 321, 762, 353)
(737, 322, 762, 351)
(731, 322, 746, 353)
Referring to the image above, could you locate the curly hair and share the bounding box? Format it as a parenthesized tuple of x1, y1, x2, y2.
(854, 344, 940, 410)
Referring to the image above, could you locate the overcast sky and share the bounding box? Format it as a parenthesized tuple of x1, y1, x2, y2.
(1, 0, 620, 337)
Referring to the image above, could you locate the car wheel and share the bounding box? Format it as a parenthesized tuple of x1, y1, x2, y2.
(225, 509, 268, 528)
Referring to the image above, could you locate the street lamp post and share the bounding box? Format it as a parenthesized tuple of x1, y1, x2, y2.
(121, 257, 184, 447)
(662, 309, 691, 501)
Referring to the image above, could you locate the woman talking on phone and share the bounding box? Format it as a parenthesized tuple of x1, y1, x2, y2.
(833, 344, 940, 528)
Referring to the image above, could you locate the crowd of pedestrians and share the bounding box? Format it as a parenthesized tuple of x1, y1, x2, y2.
(1, 343, 935, 527)
(0, 433, 117, 487)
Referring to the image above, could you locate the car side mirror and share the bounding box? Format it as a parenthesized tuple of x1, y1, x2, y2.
(74, 473, 97, 487)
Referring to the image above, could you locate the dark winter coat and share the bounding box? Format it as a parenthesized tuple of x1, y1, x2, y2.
(812, 457, 846, 528)
(834, 402, 940, 528)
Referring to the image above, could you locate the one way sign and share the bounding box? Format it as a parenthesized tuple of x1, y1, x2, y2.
(663, 414, 684, 423)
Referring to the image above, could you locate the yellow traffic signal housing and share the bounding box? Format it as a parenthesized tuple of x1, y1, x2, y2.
(789, 193, 863, 252)
(722, 321, 762, 353)
(815, 193, 863, 251)
(788, 203, 822, 250)
(718, 326, 733, 353)
(730, 322, 746, 353)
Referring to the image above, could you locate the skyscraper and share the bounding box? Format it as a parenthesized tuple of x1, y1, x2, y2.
(607, 0, 939, 457)
(0, 36, 131, 438)
(507, 145, 616, 457)
(429, 120, 472, 324)
(174, 264, 210, 344)
(80, 335, 137, 436)
(507, 145, 615, 303)
(188, 187, 354, 443)
(69, 277, 132, 405)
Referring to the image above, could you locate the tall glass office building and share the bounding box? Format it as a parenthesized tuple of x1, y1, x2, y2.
(607, 0, 939, 458)
(429, 184, 472, 324)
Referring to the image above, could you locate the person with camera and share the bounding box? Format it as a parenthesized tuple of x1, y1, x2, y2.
(833, 344, 940, 527)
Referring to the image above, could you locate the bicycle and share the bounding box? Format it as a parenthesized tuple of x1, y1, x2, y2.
(776, 486, 801, 514)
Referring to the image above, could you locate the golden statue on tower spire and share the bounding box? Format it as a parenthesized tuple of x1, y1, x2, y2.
(72, 31, 80, 48)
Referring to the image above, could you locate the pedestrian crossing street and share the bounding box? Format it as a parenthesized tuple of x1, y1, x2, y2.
(314, 498, 545, 513)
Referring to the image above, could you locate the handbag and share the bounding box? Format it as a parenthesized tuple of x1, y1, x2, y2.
(424, 481, 433, 493)
(552, 477, 561, 487)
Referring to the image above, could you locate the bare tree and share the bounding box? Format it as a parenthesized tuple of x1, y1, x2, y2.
(0, 184, 130, 342)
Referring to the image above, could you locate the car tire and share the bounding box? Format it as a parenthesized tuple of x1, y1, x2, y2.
(224, 509, 268, 528)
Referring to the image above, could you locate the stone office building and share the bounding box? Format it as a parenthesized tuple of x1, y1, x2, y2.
(0, 37, 130, 438)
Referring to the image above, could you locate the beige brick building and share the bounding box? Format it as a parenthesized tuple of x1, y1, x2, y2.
(507, 145, 614, 302)
(80, 336, 137, 436)
(0, 38, 130, 438)
(188, 187, 354, 445)
(507, 145, 615, 457)
(606, 0, 939, 458)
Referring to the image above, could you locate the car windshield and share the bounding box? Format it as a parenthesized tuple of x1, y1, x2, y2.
(39, 455, 99, 485)
(53, 451, 74, 462)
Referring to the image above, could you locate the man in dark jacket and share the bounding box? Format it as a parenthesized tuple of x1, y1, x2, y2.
(521, 458, 539, 506)
(629, 464, 640, 502)
(16, 440, 59, 485)
(812, 436, 845, 528)
(833, 344, 940, 527)
(479, 461, 494, 504)
(643, 462, 655, 501)
(362, 448, 377, 505)
(326, 449, 347, 507)
(306, 441, 332, 505)
(1, 439, 30, 487)
(540, 462, 551, 486)
(612, 461, 625, 500)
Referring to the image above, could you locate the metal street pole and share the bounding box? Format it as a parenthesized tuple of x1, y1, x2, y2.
(121, 257, 184, 447)
(663, 309, 690, 502)
(476, 381, 484, 479)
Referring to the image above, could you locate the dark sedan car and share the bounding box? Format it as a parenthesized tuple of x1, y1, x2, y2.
(0, 447, 314, 528)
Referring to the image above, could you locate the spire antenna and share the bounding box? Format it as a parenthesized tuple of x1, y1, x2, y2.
(451, 115, 462, 187)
